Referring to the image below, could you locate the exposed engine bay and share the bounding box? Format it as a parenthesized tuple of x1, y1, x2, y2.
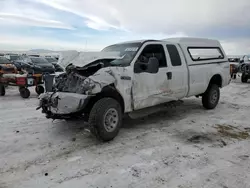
(53, 58, 116, 94)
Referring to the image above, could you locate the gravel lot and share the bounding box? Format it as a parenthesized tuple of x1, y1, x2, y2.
(1, 76, 250, 188)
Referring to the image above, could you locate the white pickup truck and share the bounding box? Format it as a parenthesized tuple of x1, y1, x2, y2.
(37, 37, 231, 141)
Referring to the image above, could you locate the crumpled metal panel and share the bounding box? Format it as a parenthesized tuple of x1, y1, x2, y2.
(39, 92, 88, 114)
(53, 65, 117, 95)
(54, 72, 95, 94)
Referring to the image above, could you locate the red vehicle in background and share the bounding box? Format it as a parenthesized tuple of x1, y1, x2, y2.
(0, 57, 18, 74)
(0, 56, 45, 98)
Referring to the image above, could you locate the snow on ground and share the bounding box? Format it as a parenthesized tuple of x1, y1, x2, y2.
(1, 75, 250, 188)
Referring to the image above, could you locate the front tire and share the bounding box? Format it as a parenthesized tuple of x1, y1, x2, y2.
(88, 98, 122, 142)
(202, 84, 220, 109)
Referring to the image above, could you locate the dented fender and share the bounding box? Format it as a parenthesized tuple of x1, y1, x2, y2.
(86, 68, 116, 94)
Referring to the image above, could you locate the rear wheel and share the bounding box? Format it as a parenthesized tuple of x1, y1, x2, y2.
(241, 73, 248, 83)
(202, 84, 220, 109)
(88, 98, 122, 142)
(20, 88, 30, 98)
(0, 85, 5, 96)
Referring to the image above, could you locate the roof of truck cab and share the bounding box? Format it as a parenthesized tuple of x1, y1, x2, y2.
(114, 37, 221, 47)
(113, 39, 159, 45)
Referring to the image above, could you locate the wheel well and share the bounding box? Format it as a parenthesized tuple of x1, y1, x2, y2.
(84, 85, 125, 114)
(209, 74, 222, 88)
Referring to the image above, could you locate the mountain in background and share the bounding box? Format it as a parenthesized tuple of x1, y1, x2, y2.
(29, 49, 56, 53)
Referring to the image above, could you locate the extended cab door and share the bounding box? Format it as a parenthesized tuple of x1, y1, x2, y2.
(165, 44, 189, 99)
(131, 42, 176, 110)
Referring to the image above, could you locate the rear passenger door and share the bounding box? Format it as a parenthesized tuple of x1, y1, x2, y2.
(165, 44, 189, 99)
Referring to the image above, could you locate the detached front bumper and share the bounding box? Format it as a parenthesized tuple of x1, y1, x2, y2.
(37, 92, 90, 119)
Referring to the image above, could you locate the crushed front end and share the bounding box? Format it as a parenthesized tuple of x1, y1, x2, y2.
(37, 92, 90, 119)
(37, 63, 116, 120)
(37, 64, 96, 119)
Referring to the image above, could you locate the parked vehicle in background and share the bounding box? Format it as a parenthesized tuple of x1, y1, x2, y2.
(44, 57, 58, 63)
(44, 57, 64, 72)
(239, 55, 250, 83)
(15, 56, 55, 74)
(37, 37, 231, 141)
(4, 54, 20, 63)
(228, 57, 240, 79)
(0, 57, 18, 74)
(29, 54, 40, 57)
(0, 71, 44, 98)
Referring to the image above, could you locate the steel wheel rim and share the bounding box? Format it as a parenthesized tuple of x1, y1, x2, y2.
(210, 90, 218, 104)
(103, 108, 119, 132)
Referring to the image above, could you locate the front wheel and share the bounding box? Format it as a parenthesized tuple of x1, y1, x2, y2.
(202, 84, 220, 109)
(88, 98, 122, 142)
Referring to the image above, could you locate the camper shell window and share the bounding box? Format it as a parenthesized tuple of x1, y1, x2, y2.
(187, 47, 224, 61)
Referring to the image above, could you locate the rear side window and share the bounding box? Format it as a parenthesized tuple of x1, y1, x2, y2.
(166, 44, 182, 66)
(188, 47, 224, 61)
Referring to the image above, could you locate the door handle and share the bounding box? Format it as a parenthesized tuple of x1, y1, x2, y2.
(166, 72, 172, 80)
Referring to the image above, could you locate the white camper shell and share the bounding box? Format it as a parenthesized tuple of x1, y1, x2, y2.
(38, 37, 231, 141)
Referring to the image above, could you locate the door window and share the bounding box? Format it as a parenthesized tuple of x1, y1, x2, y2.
(136, 44, 167, 68)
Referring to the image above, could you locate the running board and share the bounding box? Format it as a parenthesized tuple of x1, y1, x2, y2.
(128, 100, 183, 119)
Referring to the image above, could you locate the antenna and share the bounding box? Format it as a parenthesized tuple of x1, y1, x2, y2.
(84, 40, 88, 52)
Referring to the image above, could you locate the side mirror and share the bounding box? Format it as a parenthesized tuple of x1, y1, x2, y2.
(147, 57, 159, 73)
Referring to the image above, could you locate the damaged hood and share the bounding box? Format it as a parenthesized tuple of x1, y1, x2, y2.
(57, 50, 121, 68)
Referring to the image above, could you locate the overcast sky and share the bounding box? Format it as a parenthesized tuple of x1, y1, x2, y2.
(0, 0, 250, 54)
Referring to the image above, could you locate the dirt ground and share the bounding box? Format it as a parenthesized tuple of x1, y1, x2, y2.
(1, 76, 250, 188)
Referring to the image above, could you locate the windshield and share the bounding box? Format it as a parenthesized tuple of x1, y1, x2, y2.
(31, 58, 49, 64)
(9, 55, 19, 61)
(101, 42, 141, 66)
(45, 57, 57, 63)
(0, 57, 11, 64)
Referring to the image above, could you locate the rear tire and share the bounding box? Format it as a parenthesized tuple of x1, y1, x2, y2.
(88, 98, 122, 142)
(241, 73, 248, 83)
(202, 84, 220, 109)
(20, 88, 30, 98)
(0, 85, 5, 96)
